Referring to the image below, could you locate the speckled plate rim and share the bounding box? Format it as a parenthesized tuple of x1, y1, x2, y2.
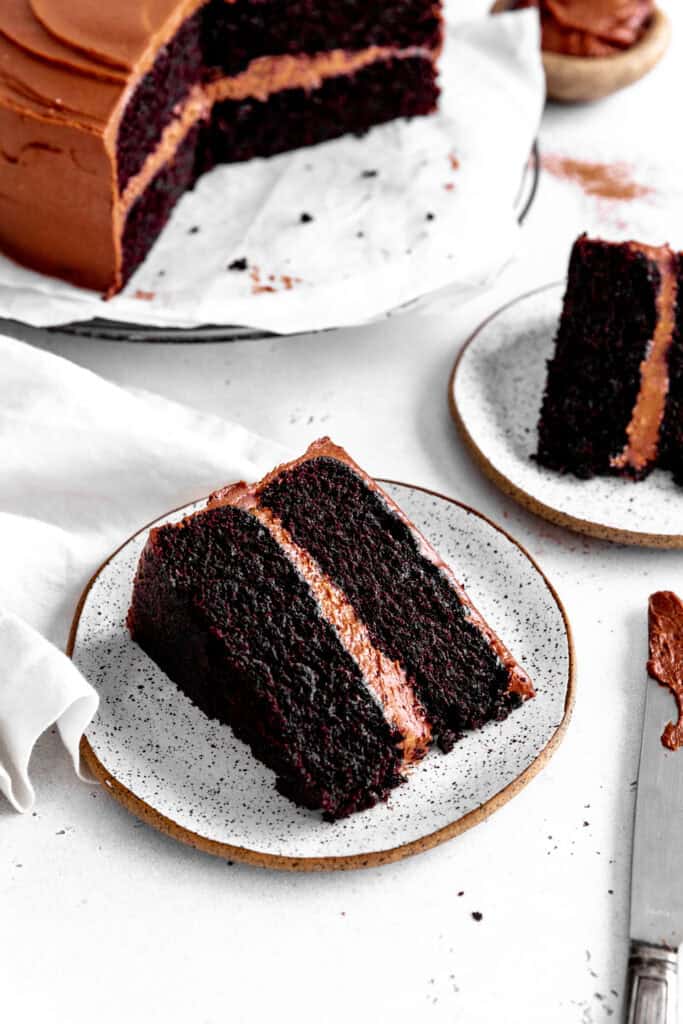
(70, 479, 575, 872)
(449, 283, 683, 550)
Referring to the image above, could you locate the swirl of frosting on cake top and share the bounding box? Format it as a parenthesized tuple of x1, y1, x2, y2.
(14, 0, 199, 70)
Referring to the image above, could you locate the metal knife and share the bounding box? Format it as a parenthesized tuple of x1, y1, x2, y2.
(627, 674, 683, 1023)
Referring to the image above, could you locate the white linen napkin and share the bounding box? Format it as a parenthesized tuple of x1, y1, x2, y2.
(0, 335, 290, 811)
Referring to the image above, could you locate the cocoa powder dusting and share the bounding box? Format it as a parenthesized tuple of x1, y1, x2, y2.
(541, 155, 653, 202)
(647, 591, 683, 751)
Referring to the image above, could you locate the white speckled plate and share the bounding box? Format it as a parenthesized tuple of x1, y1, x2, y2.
(70, 481, 574, 871)
(450, 283, 683, 548)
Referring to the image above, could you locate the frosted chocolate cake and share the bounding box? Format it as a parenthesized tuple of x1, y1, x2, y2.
(0, 0, 443, 293)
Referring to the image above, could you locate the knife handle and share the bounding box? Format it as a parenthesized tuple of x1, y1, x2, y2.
(626, 941, 678, 1024)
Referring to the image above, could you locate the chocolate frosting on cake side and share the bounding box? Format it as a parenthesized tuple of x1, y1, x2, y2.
(611, 243, 679, 476)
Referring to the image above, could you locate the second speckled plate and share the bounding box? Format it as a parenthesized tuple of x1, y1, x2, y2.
(70, 481, 573, 871)
(450, 283, 683, 548)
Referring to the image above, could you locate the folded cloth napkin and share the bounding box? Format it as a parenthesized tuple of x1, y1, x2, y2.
(0, 335, 290, 811)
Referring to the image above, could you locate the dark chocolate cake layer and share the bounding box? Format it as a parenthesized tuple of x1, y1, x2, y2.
(118, 0, 442, 190)
(259, 456, 524, 752)
(536, 236, 664, 480)
(120, 55, 438, 290)
(127, 504, 406, 820)
(199, 56, 439, 173)
(202, 0, 443, 76)
(121, 125, 201, 287)
(659, 258, 683, 484)
(117, 12, 205, 193)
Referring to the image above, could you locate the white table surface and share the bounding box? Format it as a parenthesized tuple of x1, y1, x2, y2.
(2, 4, 682, 1022)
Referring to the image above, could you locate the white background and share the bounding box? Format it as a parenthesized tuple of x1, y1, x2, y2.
(2, 1, 682, 1021)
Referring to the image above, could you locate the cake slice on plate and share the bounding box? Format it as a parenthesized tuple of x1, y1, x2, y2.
(537, 234, 682, 483)
(127, 439, 534, 819)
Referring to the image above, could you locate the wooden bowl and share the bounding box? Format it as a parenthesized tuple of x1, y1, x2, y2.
(491, 3, 671, 103)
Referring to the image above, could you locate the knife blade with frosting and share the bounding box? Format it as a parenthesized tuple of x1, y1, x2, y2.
(626, 591, 683, 1023)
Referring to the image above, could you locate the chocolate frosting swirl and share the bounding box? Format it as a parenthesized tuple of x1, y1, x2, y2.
(513, 0, 653, 56)
(648, 591, 683, 752)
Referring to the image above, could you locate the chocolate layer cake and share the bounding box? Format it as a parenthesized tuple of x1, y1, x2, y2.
(127, 439, 534, 820)
(537, 235, 683, 483)
(0, 1, 442, 294)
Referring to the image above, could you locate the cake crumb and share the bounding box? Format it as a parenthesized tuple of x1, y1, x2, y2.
(250, 266, 301, 295)
(228, 257, 248, 272)
(188, 225, 200, 234)
(300, 212, 314, 223)
(250, 267, 276, 294)
(426, 212, 435, 221)
(361, 169, 378, 178)
(134, 289, 155, 301)
(444, 183, 455, 192)
(449, 153, 460, 171)
(471, 911, 483, 922)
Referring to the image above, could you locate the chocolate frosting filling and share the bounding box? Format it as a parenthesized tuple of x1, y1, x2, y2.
(611, 243, 678, 475)
(648, 591, 683, 751)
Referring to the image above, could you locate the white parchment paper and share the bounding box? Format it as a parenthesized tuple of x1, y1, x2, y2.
(0, 9, 543, 333)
